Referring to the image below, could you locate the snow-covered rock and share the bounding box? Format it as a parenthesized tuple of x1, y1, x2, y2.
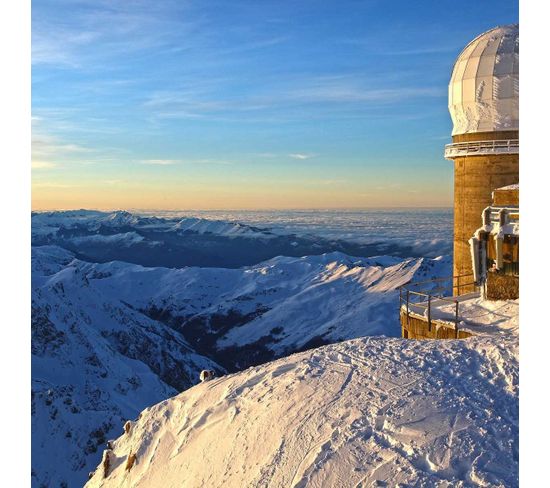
(86, 330, 518, 487)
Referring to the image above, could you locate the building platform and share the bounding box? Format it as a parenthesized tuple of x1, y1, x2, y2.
(399, 277, 518, 340)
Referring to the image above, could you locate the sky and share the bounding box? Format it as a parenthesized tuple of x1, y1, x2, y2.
(31, 0, 518, 210)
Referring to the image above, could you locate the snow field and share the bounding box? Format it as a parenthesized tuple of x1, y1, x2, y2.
(87, 332, 518, 488)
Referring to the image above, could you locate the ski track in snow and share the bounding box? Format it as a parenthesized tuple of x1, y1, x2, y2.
(86, 332, 518, 488)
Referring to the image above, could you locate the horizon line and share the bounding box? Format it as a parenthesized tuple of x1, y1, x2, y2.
(31, 205, 453, 213)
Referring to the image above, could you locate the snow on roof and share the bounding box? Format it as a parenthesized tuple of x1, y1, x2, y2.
(448, 24, 519, 136)
(495, 183, 519, 191)
(475, 219, 519, 239)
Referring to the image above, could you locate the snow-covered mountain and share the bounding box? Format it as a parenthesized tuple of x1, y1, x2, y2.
(31, 242, 450, 487)
(31, 210, 268, 240)
(33, 245, 451, 372)
(86, 330, 519, 487)
(32, 210, 449, 268)
(31, 246, 223, 488)
(30, 210, 459, 486)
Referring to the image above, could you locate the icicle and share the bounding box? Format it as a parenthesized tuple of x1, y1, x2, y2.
(481, 239, 487, 281)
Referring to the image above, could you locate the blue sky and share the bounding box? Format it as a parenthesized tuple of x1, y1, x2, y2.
(31, 0, 518, 210)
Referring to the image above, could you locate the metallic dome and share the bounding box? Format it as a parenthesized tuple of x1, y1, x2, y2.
(448, 24, 519, 136)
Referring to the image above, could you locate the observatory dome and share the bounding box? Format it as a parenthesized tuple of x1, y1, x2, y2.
(448, 24, 518, 136)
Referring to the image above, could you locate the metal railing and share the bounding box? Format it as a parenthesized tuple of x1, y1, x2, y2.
(444, 139, 519, 159)
(399, 273, 477, 337)
(483, 205, 519, 225)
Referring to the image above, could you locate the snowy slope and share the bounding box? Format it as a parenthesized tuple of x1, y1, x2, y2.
(171, 216, 275, 238)
(31, 246, 223, 488)
(33, 246, 451, 372)
(86, 330, 518, 487)
(216, 254, 447, 355)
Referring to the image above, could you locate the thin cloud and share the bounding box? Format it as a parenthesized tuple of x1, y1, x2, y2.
(32, 182, 75, 189)
(287, 83, 443, 104)
(254, 152, 278, 159)
(31, 123, 121, 166)
(341, 38, 459, 56)
(144, 75, 445, 123)
(32, 0, 197, 67)
(192, 159, 233, 165)
(32, 29, 98, 66)
(305, 178, 348, 187)
(140, 158, 233, 166)
(382, 46, 459, 56)
(216, 36, 290, 55)
(32, 130, 94, 159)
(373, 183, 403, 191)
(141, 159, 178, 166)
(32, 161, 57, 169)
(289, 153, 315, 160)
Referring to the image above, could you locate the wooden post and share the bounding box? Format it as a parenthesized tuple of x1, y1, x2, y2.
(427, 295, 431, 332)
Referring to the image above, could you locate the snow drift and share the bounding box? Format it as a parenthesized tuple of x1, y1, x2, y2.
(86, 331, 518, 487)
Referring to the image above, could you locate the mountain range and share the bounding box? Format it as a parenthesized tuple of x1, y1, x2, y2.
(31, 210, 517, 488)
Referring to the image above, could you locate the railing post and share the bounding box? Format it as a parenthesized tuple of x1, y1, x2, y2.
(455, 300, 459, 338)
(457, 274, 460, 296)
(430, 295, 433, 332)
(406, 289, 410, 325)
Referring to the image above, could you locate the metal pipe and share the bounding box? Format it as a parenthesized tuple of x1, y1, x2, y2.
(495, 235, 504, 270)
(498, 208, 507, 226)
(469, 236, 480, 284)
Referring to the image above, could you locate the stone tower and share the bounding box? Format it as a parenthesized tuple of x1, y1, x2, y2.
(445, 24, 519, 293)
